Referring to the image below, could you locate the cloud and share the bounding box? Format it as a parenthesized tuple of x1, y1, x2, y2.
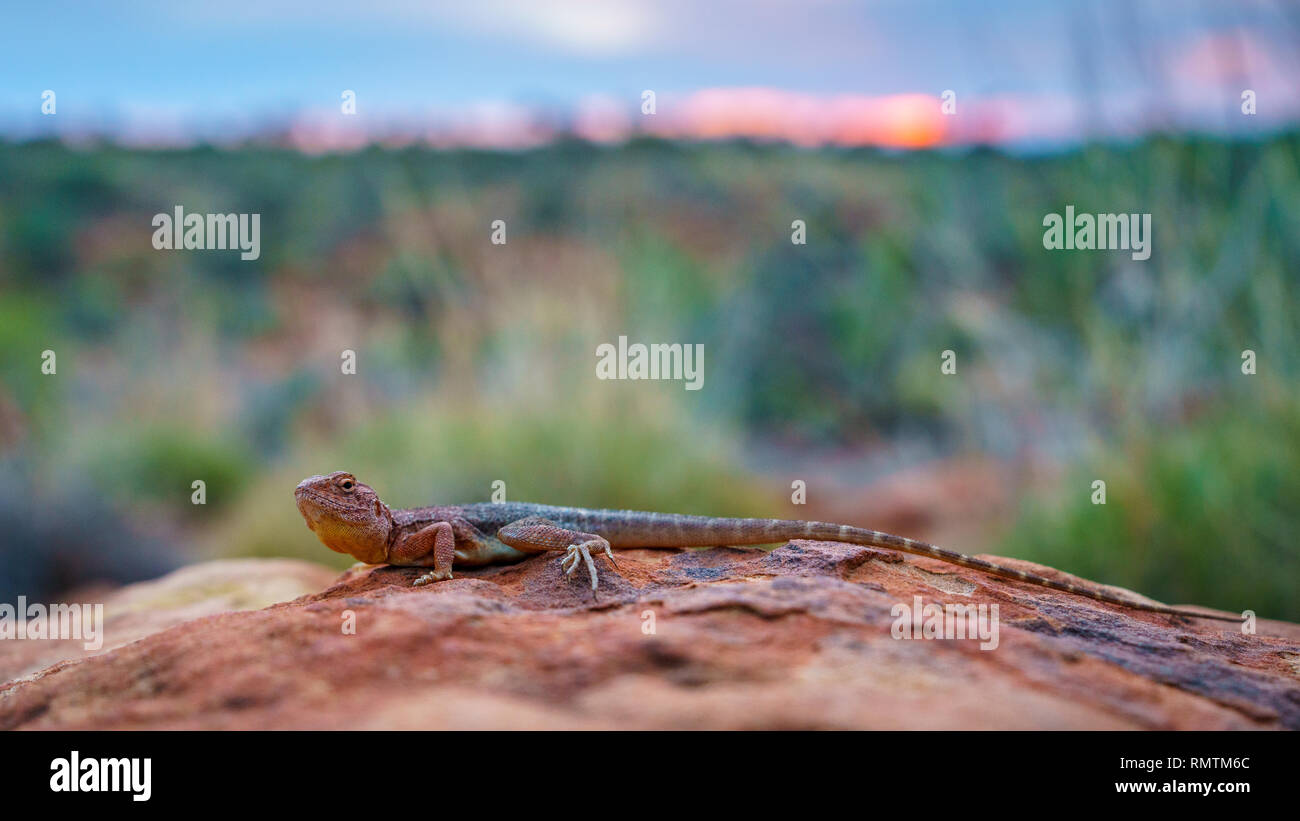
(459, 0, 665, 56)
(164, 0, 666, 56)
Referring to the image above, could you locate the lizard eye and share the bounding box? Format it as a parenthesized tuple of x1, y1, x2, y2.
(339, 479, 355, 491)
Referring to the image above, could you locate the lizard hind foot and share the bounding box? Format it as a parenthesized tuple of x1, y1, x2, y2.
(560, 549, 581, 576)
(561, 539, 609, 591)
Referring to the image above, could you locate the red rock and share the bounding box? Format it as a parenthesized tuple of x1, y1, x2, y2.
(0, 559, 340, 684)
(1, 544, 1296, 730)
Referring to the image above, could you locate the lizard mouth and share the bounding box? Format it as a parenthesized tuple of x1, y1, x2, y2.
(294, 486, 352, 528)
(294, 495, 318, 531)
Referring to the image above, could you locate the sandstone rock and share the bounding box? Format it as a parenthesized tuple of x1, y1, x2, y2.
(0, 559, 339, 684)
(2, 544, 1296, 729)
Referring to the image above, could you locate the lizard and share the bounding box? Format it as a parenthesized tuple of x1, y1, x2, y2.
(293, 471, 1245, 623)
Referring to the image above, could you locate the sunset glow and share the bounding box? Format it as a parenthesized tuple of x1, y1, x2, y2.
(650, 89, 949, 149)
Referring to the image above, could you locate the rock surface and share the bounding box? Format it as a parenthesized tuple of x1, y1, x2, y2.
(2, 545, 1298, 730)
(0, 559, 340, 684)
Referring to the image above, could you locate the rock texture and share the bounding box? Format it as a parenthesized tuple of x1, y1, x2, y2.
(2, 545, 1298, 730)
(0, 559, 339, 685)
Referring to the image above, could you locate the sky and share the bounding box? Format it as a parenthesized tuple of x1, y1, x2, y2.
(2, 0, 1298, 149)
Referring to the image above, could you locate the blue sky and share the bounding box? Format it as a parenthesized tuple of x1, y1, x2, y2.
(2, 0, 1296, 146)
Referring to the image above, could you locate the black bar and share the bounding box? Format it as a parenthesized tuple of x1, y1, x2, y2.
(3, 731, 1286, 808)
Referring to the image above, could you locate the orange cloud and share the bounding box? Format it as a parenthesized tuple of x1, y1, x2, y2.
(652, 88, 949, 148)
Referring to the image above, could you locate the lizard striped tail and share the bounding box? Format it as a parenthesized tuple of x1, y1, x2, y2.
(795, 521, 1245, 623)
(564, 509, 1243, 623)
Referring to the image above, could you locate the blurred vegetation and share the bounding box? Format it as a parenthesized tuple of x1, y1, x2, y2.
(1004, 389, 1300, 616)
(212, 401, 773, 568)
(0, 136, 1295, 617)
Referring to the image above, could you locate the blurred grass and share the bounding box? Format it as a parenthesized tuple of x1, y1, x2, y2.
(1000, 386, 1300, 619)
(209, 398, 774, 567)
(87, 425, 256, 517)
(0, 136, 1296, 616)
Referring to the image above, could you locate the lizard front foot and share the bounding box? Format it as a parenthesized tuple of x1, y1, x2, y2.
(412, 568, 453, 586)
(560, 538, 616, 590)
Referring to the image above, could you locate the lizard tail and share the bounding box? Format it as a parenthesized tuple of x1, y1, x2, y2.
(794, 521, 1245, 623)
(578, 511, 1242, 623)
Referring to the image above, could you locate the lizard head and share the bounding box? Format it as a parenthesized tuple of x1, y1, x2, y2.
(294, 472, 393, 564)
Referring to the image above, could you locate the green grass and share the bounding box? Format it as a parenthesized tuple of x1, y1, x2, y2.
(1000, 389, 1300, 621)
(207, 398, 775, 567)
(0, 136, 1296, 612)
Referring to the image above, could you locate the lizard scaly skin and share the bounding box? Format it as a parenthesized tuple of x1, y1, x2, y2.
(294, 471, 1244, 622)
